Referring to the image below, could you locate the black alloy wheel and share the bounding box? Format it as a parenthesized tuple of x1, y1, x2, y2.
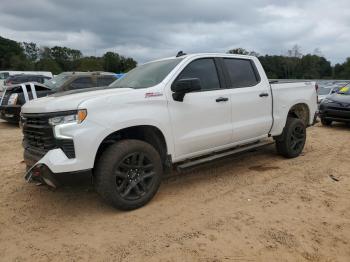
(95, 139, 163, 210)
(115, 152, 156, 201)
(275, 117, 306, 158)
(288, 125, 306, 153)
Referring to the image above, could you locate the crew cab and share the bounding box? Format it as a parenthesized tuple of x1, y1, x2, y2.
(21, 53, 318, 210)
(1, 71, 117, 123)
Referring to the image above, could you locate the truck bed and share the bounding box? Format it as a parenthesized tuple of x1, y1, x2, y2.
(269, 81, 318, 136)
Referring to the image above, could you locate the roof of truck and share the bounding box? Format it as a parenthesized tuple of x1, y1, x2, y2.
(145, 53, 257, 65)
(59, 71, 115, 76)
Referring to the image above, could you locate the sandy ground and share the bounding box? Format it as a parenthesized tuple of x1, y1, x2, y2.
(0, 120, 349, 262)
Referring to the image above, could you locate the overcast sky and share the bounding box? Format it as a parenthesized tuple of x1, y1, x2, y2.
(1, 0, 349, 64)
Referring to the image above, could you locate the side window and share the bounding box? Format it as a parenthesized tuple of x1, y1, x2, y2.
(177, 58, 220, 91)
(224, 59, 259, 88)
(0, 72, 9, 79)
(97, 76, 117, 86)
(69, 77, 94, 90)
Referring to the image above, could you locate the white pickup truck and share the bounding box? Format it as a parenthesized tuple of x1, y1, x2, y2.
(21, 53, 318, 210)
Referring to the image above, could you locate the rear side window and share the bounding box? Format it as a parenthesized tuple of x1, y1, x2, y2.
(97, 76, 117, 86)
(69, 77, 94, 90)
(224, 58, 259, 88)
(177, 58, 220, 91)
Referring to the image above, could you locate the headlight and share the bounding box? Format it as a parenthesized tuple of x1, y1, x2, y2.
(8, 93, 18, 105)
(49, 109, 87, 126)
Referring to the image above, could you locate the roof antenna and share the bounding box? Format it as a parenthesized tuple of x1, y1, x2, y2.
(176, 51, 186, 57)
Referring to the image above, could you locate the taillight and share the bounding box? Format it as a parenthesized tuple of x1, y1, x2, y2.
(5, 81, 12, 85)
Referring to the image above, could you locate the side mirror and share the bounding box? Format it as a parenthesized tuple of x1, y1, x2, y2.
(171, 78, 201, 102)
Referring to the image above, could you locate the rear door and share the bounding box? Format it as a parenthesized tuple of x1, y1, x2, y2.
(222, 58, 272, 142)
(167, 58, 233, 159)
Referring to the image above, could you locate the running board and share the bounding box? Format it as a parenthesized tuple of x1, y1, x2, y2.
(176, 140, 275, 172)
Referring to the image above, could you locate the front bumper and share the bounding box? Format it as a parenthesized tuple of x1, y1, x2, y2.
(319, 104, 350, 123)
(22, 115, 110, 185)
(0, 105, 21, 123)
(24, 148, 92, 187)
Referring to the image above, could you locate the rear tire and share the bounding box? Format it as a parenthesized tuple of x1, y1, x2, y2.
(94, 139, 163, 210)
(321, 118, 332, 126)
(275, 117, 306, 158)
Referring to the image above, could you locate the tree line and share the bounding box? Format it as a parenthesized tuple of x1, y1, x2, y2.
(1, 35, 350, 79)
(0, 36, 137, 74)
(228, 46, 350, 79)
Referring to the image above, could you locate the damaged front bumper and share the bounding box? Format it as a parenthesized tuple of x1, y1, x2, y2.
(25, 163, 60, 188)
(23, 148, 92, 188)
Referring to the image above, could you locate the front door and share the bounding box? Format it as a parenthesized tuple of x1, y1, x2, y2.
(167, 58, 232, 160)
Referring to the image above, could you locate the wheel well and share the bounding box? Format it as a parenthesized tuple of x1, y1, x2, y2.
(95, 125, 168, 168)
(288, 103, 310, 126)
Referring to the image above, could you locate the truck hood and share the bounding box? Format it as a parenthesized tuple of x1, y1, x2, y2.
(22, 87, 133, 113)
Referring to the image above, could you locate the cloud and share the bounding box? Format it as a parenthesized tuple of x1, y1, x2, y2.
(0, 0, 349, 64)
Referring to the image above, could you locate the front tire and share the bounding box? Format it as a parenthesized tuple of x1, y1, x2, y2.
(275, 117, 306, 158)
(94, 140, 163, 210)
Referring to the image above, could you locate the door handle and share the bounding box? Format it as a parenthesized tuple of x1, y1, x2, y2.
(216, 97, 229, 102)
(259, 93, 269, 97)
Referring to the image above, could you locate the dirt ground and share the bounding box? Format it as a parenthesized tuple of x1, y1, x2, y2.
(0, 120, 349, 262)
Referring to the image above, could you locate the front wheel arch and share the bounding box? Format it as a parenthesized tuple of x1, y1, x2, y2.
(94, 125, 169, 171)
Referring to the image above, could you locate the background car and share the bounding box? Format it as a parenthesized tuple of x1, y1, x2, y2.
(0, 71, 118, 123)
(319, 84, 350, 126)
(317, 85, 341, 103)
(43, 71, 118, 91)
(0, 71, 53, 92)
(4, 74, 52, 86)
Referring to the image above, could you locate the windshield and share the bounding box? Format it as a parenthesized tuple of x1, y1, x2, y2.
(110, 58, 183, 89)
(337, 85, 350, 95)
(44, 73, 70, 90)
(318, 87, 332, 95)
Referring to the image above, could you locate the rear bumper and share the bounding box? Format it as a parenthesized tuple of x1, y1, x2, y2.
(0, 105, 21, 122)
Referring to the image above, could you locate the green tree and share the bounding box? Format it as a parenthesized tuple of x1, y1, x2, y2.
(333, 58, 350, 79)
(49, 46, 82, 71)
(9, 55, 32, 70)
(120, 56, 137, 72)
(227, 48, 249, 55)
(227, 48, 259, 57)
(76, 57, 104, 71)
(0, 36, 26, 69)
(103, 52, 121, 72)
(35, 58, 61, 74)
(22, 42, 40, 62)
